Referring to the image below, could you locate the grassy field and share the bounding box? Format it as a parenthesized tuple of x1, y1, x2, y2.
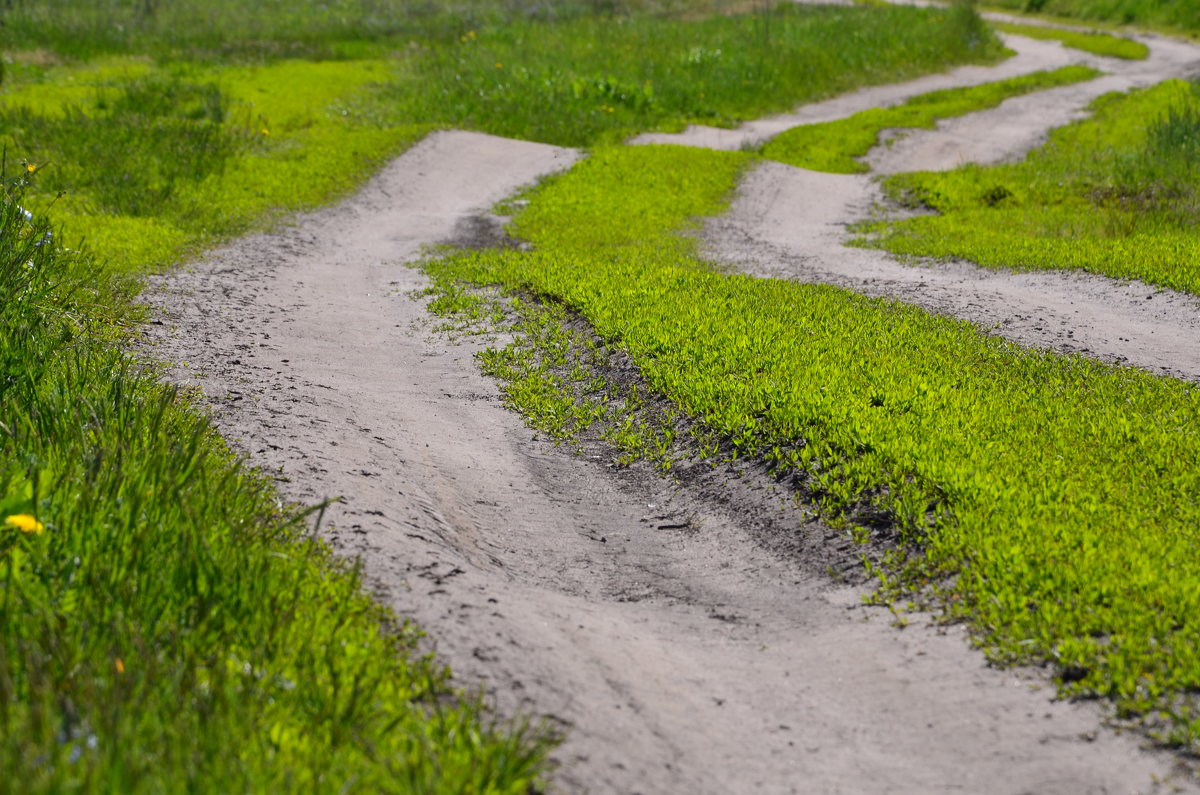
(0, 0, 1012, 788)
(984, 0, 1200, 35)
(425, 142, 1200, 750)
(861, 79, 1200, 295)
(2, 1, 1005, 271)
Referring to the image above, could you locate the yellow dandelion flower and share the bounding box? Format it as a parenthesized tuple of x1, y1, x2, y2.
(25, 163, 37, 173)
(494, 62, 503, 69)
(5, 514, 43, 534)
(260, 128, 270, 136)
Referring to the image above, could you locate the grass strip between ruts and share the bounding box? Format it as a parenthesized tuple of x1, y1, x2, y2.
(993, 21, 1150, 59)
(424, 144, 1200, 750)
(862, 79, 1200, 296)
(0, 178, 551, 790)
(761, 65, 1099, 173)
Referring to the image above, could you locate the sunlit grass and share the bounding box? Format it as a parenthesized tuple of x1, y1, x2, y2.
(425, 142, 1200, 751)
(378, 1, 1006, 146)
(983, 0, 1200, 36)
(0, 1, 1018, 787)
(861, 79, 1200, 295)
(993, 21, 1149, 59)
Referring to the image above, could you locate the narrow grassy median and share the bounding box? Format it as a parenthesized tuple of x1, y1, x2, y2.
(762, 65, 1098, 173)
(994, 21, 1149, 59)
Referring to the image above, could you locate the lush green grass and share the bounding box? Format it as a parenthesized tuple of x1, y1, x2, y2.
(994, 21, 1149, 58)
(0, 0, 686, 61)
(378, 1, 1006, 146)
(423, 143, 1200, 749)
(0, 175, 550, 791)
(761, 65, 1098, 173)
(1, 59, 429, 271)
(861, 79, 1200, 295)
(984, 0, 1200, 35)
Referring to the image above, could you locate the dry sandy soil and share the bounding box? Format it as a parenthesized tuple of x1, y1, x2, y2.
(141, 23, 1200, 795)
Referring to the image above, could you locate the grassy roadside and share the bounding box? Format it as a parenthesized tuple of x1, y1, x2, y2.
(0, 174, 550, 791)
(982, 0, 1200, 37)
(762, 65, 1098, 173)
(860, 79, 1200, 295)
(378, 1, 1004, 146)
(423, 143, 1200, 751)
(0, 1, 1013, 787)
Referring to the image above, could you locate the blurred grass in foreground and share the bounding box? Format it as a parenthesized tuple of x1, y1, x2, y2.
(0, 171, 551, 791)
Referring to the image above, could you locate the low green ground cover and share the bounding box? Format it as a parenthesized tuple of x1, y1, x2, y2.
(424, 143, 1200, 749)
(861, 79, 1200, 295)
(993, 21, 1149, 58)
(984, 0, 1200, 36)
(3, 2, 1007, 269)
(0, 176, 549, 791)
(761, 65, 1097, 173)
(1, 59, 429, 271)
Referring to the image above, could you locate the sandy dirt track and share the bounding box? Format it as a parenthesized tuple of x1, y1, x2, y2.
(141, 29, 1200, 795)
(648, 32, 1200, 382)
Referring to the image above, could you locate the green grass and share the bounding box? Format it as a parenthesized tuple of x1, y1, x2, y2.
(2, 59, 429, 271)
(761, 65, 1098, 173)
(983, 0, 1200, 35)
(0, 0, 664, 61)
(861, 79, 1200, 295)
(422, 143, 1200, 750)
(378, 1, 1006, 147)
(994, 20, 1149, 58)
(0, 175, 550, 791)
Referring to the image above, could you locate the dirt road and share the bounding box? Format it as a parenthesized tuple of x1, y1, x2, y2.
(143, 27, 1200, 795)
(690, 31, 1200, 382)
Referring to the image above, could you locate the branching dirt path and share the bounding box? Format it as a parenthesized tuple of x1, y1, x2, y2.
(659, 31, 1200, 381)
(141, 33, 1200, 795)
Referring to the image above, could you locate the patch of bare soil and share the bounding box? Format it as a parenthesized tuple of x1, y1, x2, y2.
(139, 128, 1197, 793)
